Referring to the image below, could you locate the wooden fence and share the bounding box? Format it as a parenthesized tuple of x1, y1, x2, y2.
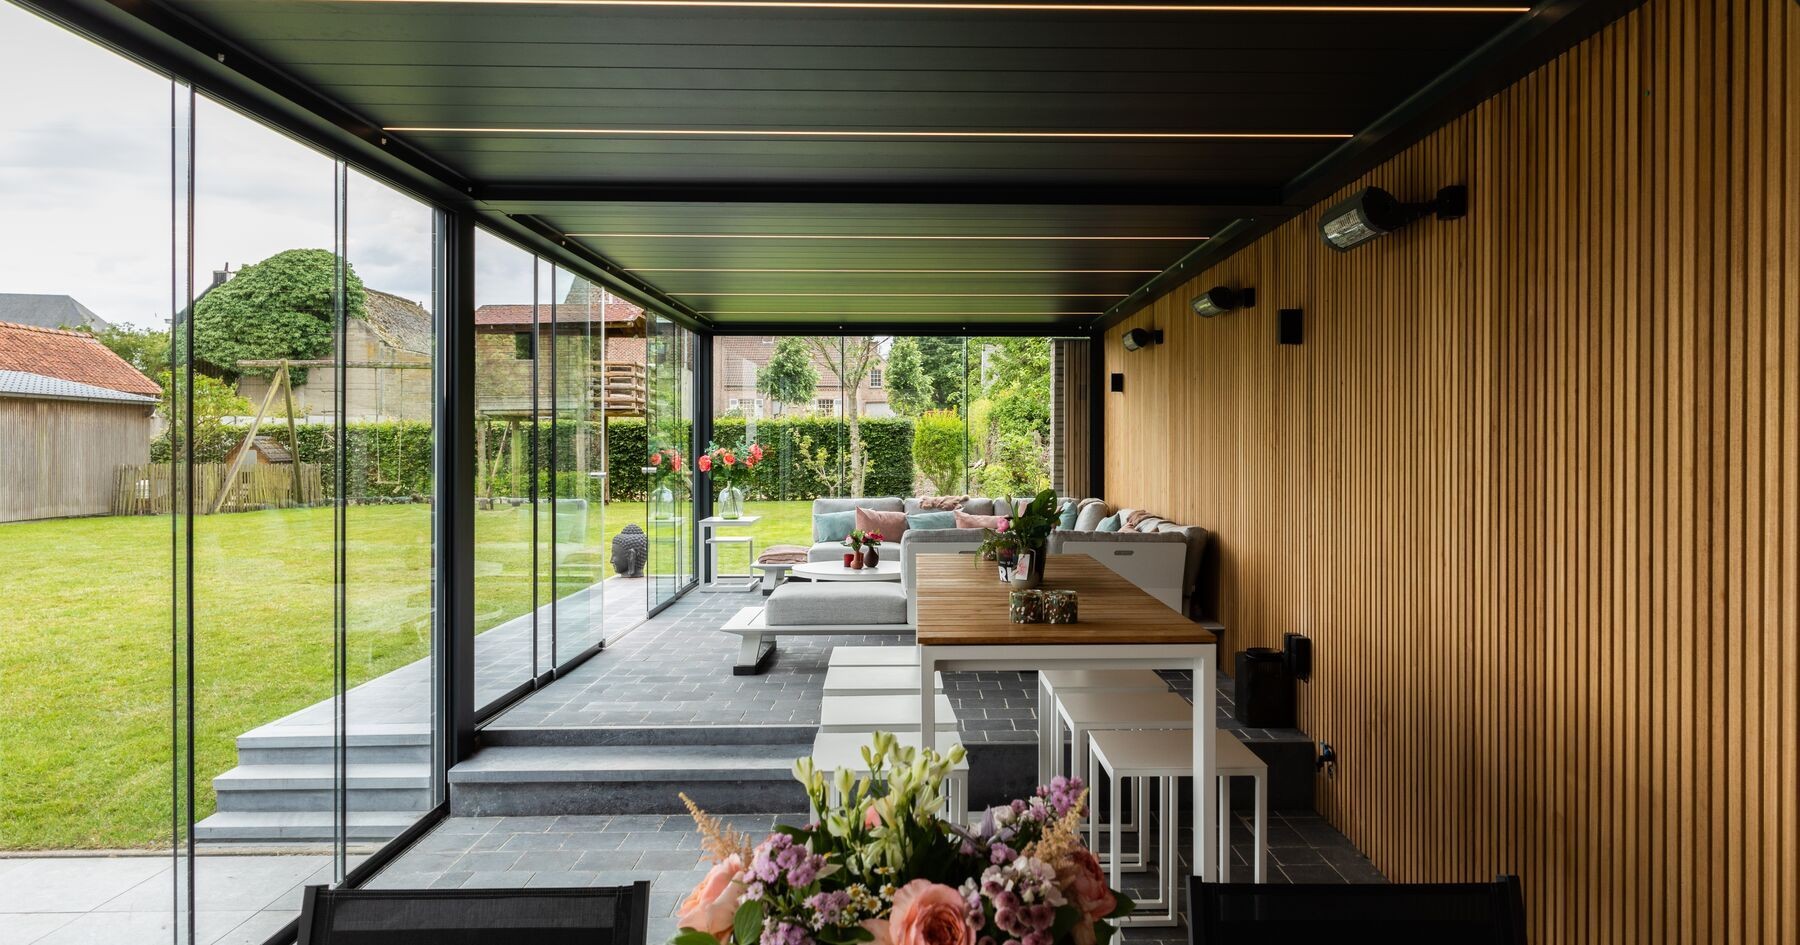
(112, 462, 324, 516)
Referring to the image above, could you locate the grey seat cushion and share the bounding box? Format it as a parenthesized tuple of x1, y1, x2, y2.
(765, 582, 908, 625)
(809, 541, 847, 562)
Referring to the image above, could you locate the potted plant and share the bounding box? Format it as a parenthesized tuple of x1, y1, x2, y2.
(977, 488, 1059, 589)
(842, 529, 866, 569)
(700, 440, 763, 520)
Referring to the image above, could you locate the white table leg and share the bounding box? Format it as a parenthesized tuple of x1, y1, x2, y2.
(1037, 674, 1053, 784)
(918, 647, 937, 762)
(1193, 645, 1215, 879)
(1254, 769, 1268, 883)
(1217, 774, 1231, 882)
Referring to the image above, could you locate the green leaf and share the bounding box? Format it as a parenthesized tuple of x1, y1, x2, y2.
(1049, 903, 1083, 941)
(673, 930, 723, 945)
(734, 899, 766, 945)
(1094, 921, 1120, 945)
(1105, 892, 1136, 919)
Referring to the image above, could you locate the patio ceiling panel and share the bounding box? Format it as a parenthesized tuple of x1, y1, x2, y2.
(145, 0, 1537, 331)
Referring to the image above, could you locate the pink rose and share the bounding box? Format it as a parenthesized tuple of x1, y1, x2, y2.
(1056, 849, 1117, 945)
(698, 455, 713, 472)
(995, 518, 1009, 533)
(890, 880, 975, 945)
(677, 854, 745, 935)
(862, 919, 893, 945)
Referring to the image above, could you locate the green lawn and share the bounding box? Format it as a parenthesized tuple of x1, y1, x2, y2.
(0, 498, 815, 850)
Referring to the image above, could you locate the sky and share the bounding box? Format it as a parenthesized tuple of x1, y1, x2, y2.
(0, 2, 537, 331)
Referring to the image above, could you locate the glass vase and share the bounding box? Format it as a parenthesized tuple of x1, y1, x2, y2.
(651, 484, 675, 522)
(717, 485, 745, 520)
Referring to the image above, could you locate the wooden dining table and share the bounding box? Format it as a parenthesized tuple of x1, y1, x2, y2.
(912, 554, 1221, 879)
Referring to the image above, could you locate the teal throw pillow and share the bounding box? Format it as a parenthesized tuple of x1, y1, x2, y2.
(1058, 499, 1079, 529)
(816, 510, 858, 542)
(906, 511, 958, 531)
(1095, 513, 1123, 533)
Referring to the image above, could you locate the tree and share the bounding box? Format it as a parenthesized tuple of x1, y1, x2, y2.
(155, 370, 251, 423)
(914, 336, 966, 409)
(756, 336, 819, 413)
(192, 248, 365, 384)
(85, 324, 170, 379)
(883, 337, 932, 416)
(802, 336, 883, 495)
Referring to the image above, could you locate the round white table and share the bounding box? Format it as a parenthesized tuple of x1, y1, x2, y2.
(791, 559, 902, 582)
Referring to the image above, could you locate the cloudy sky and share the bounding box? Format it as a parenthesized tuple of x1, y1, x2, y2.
(0, 2, 539, 330)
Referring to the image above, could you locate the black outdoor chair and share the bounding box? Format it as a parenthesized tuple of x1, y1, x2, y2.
(297, 881, 653, 945)
(1188, 874, 1527, 945)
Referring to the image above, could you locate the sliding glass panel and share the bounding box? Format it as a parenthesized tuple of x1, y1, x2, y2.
(188, 89, 342, 921)
(551, 269, 606, 660)
(644, 313, 692, 609)
(598, 289, 649, 640)
(534, 258, 557, 672)
(472, 229, 541, 707)
(341, 167, 440, 838)
(0, 6, 180, 937)
(968, 338, 1053, 498)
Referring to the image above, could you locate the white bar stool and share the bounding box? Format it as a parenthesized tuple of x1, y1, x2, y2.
(818, 694, 959, 733)
(1086, 729, 1268, 927)
(1053, 688, 1192, 871)
(811, 731, 969, 825)
(823, 665, 945, 696)
(828, 646, 919, 668)
(1037, 669, 1171, 782)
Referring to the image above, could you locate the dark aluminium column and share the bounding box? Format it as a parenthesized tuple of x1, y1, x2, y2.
(693, 332, 714, 584)
(436, 210, 478, 772)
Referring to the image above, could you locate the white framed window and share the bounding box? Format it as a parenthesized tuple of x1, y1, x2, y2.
(869, 369, 883, 388)
(815, 398, 836, 415)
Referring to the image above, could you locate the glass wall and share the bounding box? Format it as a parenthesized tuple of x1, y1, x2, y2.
(0, 6, 448, 939)
(646, 312, 695, 609)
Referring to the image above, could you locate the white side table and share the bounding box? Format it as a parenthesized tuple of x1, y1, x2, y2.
(699, 515, 760, 591)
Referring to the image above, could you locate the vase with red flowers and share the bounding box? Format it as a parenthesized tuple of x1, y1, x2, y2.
(862, 531, 884, 567)
(699, 440, 763, 519)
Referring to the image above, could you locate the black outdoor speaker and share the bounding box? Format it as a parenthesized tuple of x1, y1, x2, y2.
(1278, 308, 1304, 346)
(1235, 647, 1296, 728)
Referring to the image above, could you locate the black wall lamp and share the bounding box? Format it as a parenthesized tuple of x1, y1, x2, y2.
(1279, 308, 1304, 346)
(1121, 327, 1163, 352)
(1190, 285, 1254, 318)
(1318, 185, 1467, 251)
(1109, 372, 1125, 393)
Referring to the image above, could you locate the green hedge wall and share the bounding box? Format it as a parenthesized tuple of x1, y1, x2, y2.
(149, 415, 915, 503)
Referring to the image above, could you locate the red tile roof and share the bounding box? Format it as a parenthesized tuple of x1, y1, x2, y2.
(474, 301, 644, 327)
(0, 321, 162, 397)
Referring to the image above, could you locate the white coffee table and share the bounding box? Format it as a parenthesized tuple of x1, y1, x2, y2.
(791, 559, 901, 582)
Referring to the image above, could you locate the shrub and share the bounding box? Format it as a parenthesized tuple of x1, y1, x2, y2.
(912, 410, 966, 494)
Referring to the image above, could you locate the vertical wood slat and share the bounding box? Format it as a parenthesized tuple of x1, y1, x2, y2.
(1099, 1, 1794, 941)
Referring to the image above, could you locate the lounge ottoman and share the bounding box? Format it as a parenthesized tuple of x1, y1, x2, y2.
(721, 582, 911, 675)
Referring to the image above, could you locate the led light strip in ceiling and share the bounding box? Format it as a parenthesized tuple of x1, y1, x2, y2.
(626, 268, 1162, 273)
(567, 233, 1206, 240)
(345, 0, 1527, 12)
(676, 292, 1127, 297)
(387, 126, 1351, 139)
(702, 310, 1105, 315)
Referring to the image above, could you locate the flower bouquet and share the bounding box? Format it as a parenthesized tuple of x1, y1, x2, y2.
(700, 440, 763, 519)
(674, 734, 1134, 945)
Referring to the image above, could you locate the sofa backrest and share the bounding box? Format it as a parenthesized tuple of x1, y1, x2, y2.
(811, 496, 905, 541)
(1050, 529, 1191, 613)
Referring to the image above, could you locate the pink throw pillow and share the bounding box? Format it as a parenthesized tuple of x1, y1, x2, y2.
(953, 510, 1006, 530)
(854, 507, 908, 542)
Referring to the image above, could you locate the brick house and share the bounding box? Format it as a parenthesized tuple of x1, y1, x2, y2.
(712, 336, 890, 420)
(237, 288, 435, 421)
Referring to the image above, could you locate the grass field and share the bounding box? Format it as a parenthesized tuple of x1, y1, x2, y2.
(0, 498, 813, 850)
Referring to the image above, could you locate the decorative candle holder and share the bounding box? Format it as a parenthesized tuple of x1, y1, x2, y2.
(1043, 589, 1079, 624)
(1009, 589, 1044, 624)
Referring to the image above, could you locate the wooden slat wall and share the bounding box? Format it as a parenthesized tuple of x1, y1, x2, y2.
(1101, 0, 1797, 941)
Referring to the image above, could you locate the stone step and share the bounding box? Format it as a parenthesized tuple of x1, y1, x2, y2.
(447, 743, 811, 816)
(479, 724, 816, 748)
(212, 763, 433, 813)
(237, 743, 433, 766)
(193, 810, 426, 843)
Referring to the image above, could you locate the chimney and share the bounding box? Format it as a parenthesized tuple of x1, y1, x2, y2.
(211, 264, 233, 288)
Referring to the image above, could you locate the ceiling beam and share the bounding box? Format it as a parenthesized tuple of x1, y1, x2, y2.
(1091, 0, 1649, 335)
(477, 182, 1290, 213)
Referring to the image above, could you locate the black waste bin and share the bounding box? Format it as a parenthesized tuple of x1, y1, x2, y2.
(1234, 647, 1295, 728)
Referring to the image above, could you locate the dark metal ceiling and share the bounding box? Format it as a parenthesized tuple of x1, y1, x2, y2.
(79, 0, 1623, 331)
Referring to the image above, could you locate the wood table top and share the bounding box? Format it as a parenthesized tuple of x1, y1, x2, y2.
(913, 555, 1217, 646)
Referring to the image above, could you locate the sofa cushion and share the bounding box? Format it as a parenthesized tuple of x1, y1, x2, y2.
(1095, 513, 1123, 533)
(816, 510, 858, 543)
(1058, 499, 1079, 529)
(766, 582, 908, 626)
(856, 507, 909, 541)
(809, 542, 847, 562)
(813, 497, 905, 515)
(954, 510, 1006, 530)
(906, 510, 958, 531)
(1072, 500, 1112, 532)
(960, 497, 998, 516)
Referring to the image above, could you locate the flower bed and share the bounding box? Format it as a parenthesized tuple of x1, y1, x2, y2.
(674, 734, 1134, 945)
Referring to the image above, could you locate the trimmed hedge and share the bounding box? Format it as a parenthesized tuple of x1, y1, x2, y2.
(148, 415, 916, 503)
